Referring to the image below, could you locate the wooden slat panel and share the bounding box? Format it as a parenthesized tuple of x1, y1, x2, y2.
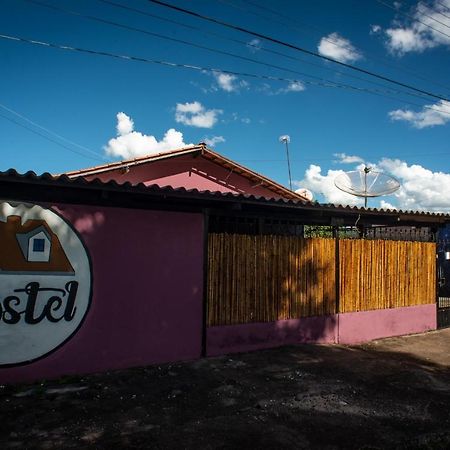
(339, 239, 436, 313)
(206, 234, 436, 326)
(207, 234, 336, 326)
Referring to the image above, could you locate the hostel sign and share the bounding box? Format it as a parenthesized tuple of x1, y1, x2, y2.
(0, 202, 92, 366)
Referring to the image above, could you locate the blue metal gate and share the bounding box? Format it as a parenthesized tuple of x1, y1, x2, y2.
(438, 226, 450, 328)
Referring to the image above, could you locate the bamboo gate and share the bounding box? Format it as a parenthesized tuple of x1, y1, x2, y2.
(207, 234, 436, 326)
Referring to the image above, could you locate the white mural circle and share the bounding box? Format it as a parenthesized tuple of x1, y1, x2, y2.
(0, 202, 92, 366)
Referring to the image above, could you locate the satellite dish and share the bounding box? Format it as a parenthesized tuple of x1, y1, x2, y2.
(334, 166, 400, 208)
(295, 188, 314, 201)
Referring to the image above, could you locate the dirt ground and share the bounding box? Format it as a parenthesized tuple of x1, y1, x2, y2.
(1, 329, 450, 450)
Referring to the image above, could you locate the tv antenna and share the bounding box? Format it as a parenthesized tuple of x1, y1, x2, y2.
(334, 166, 400, 208)
(279, 134, 292, 190)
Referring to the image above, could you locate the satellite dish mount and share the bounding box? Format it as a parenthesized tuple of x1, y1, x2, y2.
(334, 166, 400, 208)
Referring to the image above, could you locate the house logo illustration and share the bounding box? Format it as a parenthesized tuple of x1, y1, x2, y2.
(0, 202, 92, 367)
(0, 215, 74, 274)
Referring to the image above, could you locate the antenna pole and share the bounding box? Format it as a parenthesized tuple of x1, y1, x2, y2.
(285, 140, 293, 191)
(364, 166, 370, 208)
(279, 135, 293, 190)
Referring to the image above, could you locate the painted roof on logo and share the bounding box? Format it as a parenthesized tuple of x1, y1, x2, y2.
(0, 215, 74, 274)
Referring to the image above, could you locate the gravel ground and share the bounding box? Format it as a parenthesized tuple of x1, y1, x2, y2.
(1, 328, 450, 449)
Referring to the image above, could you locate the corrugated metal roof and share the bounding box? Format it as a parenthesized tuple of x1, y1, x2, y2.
(1, 168, 449, 221)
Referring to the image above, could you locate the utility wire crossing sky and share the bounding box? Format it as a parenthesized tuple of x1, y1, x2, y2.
(0, 0, 449, 212)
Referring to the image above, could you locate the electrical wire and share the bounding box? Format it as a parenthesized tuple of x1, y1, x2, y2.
(95, 0, 443, 101)
(375, 0, 450, 37)
(26, 0, 442, 104)
(225, 0, 450, 94)
(436, 1, 450, 13)
(1, 32, 449, 117)
(147, 0, 450, 102)
(434, 6, 450, 21)
(415, 3, 450, 29)
(0, 111, 105, 162)
(0, 102, 105, 160)
(24, 0, 397, 93)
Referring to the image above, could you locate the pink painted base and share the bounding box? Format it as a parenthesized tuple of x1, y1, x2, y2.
(338, 303, 437, 344)
(207, 304, 437, 356)
(207, 315, 337, 357)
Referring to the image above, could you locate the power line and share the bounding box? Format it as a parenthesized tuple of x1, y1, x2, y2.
(436, 1, 450, 13)
(95, 0, 450, 100)
(27, 0, 439, 104)
(237, 147, 450, 164)
(223, 0, 365, 58)
(1, 32, 449, 116)
(0, 102, 105, 160)
(225, 0, 450, 94)
(0, 110, 105, 162)
(416, 3, 450, 29)
(96, 0, 442, 101)
(147, 0, 450, 103)
(24, 0, 388, 92)
(434, 6, 450, 21)
(375, 0, 450, 37)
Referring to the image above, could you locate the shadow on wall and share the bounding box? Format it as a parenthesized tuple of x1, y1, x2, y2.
(207, 235, 337, 347)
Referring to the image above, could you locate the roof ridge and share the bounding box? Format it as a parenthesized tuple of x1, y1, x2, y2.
(61, 144, 307, 202)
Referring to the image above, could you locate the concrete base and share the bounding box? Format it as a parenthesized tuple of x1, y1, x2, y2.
(206, 303, 437, 356)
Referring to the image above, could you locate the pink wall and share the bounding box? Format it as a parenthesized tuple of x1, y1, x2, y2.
(0, 204, 204, 384)
(83, 155, 285, 199)
(207, 315, 338, 356)
(0, 198, 437, 385)
(206, 304, 437, 356)
(338, 303, 437, 344)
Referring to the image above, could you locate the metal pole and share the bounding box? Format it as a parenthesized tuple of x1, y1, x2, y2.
(285, 140, 293, 191)
(364, 166, 370, 208)
(279, 135, 293, 191)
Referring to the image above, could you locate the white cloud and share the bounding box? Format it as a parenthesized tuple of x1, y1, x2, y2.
(231, 112, 251, 124)
(370, 24, 382, 34)
(388, 100, 450, 128)
(247, 38, 262, 53)
(296, 155, 450, 212)
(104, 112, 189, 159)
(280, 81, 306, 93)
(175, 101, 222, 128)
(385, 27, 435, 54)
(334, 153, 365, 164)
(296, 165, 364, 206)
(379, 200, 397, 210)
(203, 135, 225, 147)
(377, 158, 450, 212)
(257, 81, 306, 96)
(317, 32, 362, 63)
(116, 112, 134, 135)
(384, 0, 450, 55)
(213, 72, 249, 93)
(213, 72, 238, 92)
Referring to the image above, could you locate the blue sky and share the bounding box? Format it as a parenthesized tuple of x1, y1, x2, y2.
(1, 0, 449, 211)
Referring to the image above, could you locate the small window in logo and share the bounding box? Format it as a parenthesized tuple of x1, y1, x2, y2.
(33, 238, 45, 252)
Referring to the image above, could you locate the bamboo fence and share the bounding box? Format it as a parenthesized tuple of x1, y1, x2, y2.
(207, 234, 336, 326)
(207, 233, 436, 326)
(339, 239, 436, 313)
